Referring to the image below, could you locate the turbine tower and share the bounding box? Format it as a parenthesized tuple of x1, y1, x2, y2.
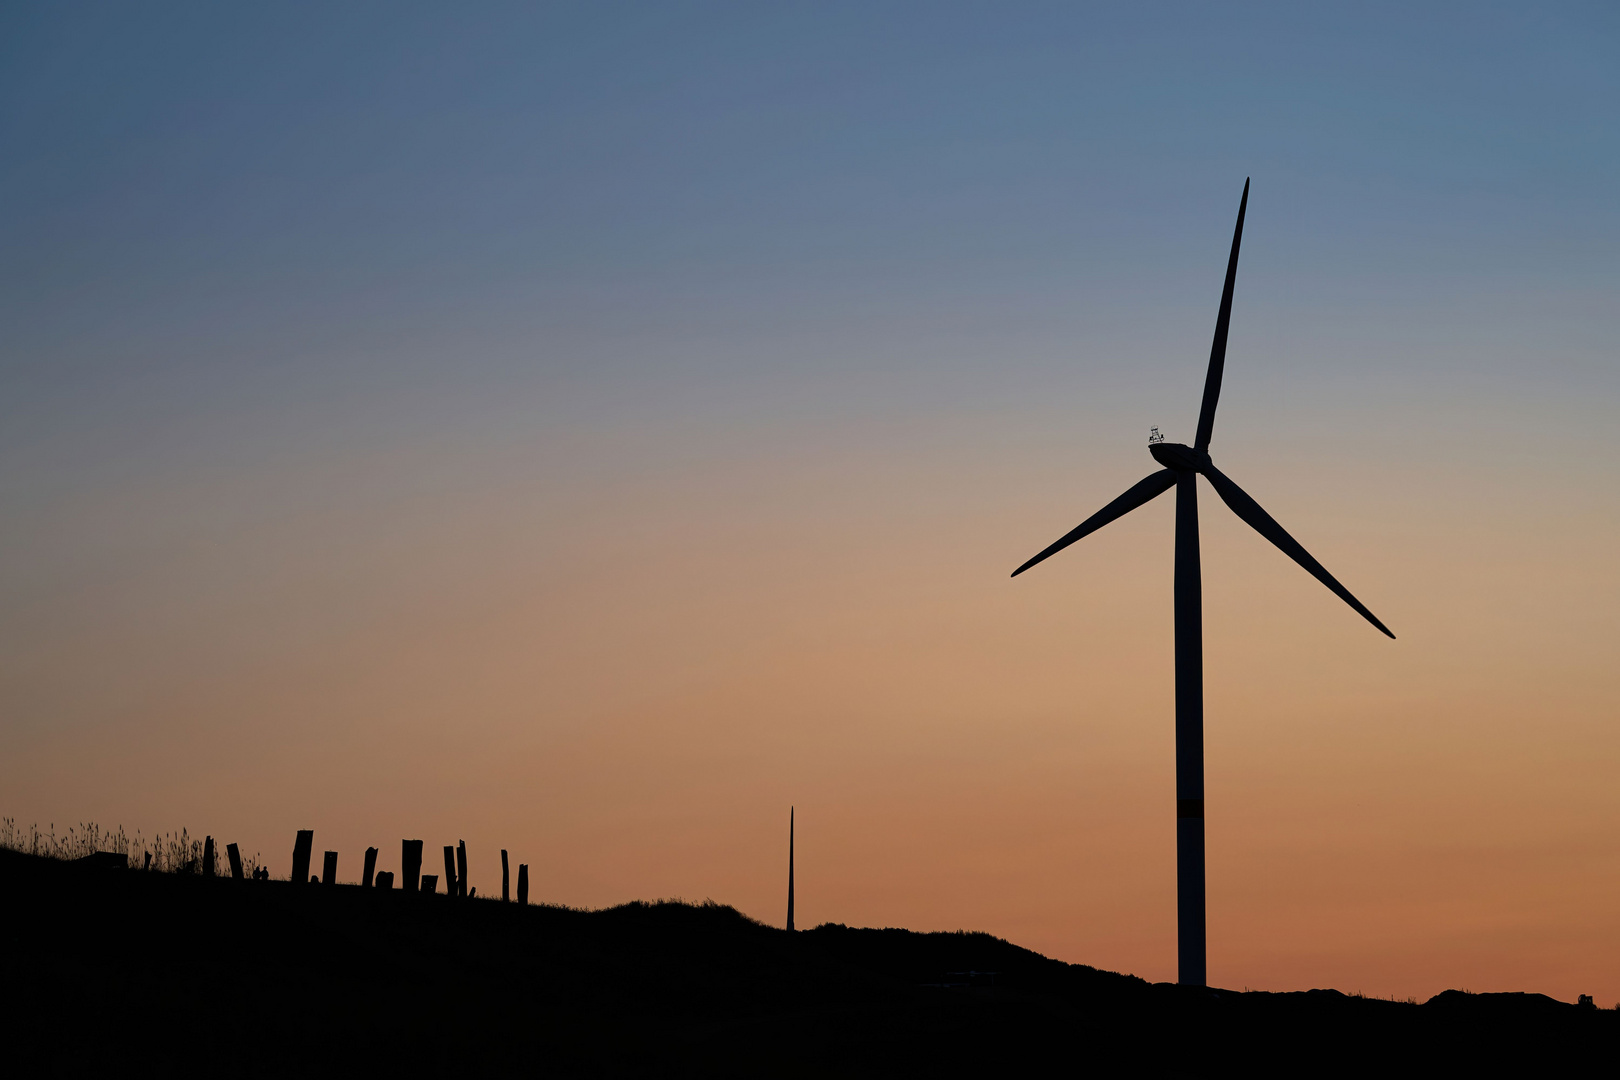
(1011, 179, 1393, 987)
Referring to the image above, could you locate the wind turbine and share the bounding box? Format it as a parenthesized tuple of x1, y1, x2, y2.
(1010, 179, 1393, 987)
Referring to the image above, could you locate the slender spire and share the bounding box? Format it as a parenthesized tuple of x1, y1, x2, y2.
(786, 806, 795, 932)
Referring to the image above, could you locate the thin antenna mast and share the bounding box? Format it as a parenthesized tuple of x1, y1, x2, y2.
(786, 806, 795, 932)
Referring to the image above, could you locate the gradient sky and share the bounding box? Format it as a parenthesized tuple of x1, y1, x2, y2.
(3, 2, 1619, 1002)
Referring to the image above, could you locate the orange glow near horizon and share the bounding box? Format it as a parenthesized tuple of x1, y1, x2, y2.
(5, 394, 1617, 1005)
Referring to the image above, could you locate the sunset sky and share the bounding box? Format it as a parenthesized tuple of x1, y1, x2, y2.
(3, 2, 1618, 1002)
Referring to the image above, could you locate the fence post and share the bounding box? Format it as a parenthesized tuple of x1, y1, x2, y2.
(292, 830, 314, 885)
(203, 836, 216, 878)
(226, 843, 244, 880)
(403, 841, 427, 893)
(402, 840, 423, 892)
(501, 850, 510, 902)
(456, 841, 468, 899)
(362, 847, 378, 888)
(517, 863, 529, 905)
(322, 851, 338, 885)
(375, 871, 393, 889)
(420, 874, 439, 894)
(442, 846, 457, 897)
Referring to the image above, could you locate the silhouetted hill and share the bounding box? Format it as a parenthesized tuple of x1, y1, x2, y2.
(2, 848, 1610, 1076)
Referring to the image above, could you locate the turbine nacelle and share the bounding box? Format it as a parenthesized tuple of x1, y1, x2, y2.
(1148, 441, 1211, 474)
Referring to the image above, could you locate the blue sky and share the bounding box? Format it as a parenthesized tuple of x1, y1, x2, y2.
(5, 3, 1615, 573)
(6, 3, 1614, 416)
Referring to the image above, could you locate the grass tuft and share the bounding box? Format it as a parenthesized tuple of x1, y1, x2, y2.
(0, 817, 263, 877)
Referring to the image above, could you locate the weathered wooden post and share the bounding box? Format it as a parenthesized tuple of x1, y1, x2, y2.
(401, 839, 423, 892)
(375, 871, 394, 889)
(501, 850, 510, 902)
(517, 863, 529, 905)
(226, 843, 244, 880)
(420, 874, 439, 894)
(362, 847, 378, 888)
(203, 836, 216, 878)
(292, 830, 314, 885)
(322, 851, 338, 885)
(456, 841, 468, 899)
(442, 846, 457, 897)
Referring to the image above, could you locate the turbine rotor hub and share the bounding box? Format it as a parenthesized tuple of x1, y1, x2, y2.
(1149, 441, 1211, 473)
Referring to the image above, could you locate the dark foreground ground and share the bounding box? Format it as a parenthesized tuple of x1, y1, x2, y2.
(2, 849, 1611, 1076)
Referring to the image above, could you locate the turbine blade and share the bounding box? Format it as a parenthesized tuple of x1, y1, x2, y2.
(1011, 469, 1177, 577)
(1193, 178, 1249, 453)
(1203, 464, 1394, 638)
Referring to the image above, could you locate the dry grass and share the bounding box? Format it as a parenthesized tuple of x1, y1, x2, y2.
(0, 818, 263, 877)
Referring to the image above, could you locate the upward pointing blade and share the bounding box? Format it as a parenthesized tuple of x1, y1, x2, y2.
(1193, 179, 1249, 453)
(1202, 463, 1394, 638)
(1011, 469, 1177, 577)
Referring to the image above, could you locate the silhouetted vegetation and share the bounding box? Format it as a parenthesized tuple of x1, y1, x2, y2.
(0, 818, 263, 877)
